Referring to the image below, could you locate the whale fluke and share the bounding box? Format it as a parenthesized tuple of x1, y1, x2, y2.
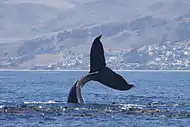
(93, 67, 133, 90)
(90, 35, 133, 90)
(90, 35, 106, 73)
(67, 35, 134, 104)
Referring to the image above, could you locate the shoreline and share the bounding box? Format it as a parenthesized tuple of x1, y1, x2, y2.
(0, 69, 189, 72)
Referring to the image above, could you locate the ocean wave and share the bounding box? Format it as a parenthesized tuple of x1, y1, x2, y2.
(119, 104, 146, 110)
(23, 100, 60, 104)
(0, 100, 13, 103)
(0, 105, 4, 108)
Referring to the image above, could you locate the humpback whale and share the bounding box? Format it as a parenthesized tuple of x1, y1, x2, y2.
(67, 35, 134, 104)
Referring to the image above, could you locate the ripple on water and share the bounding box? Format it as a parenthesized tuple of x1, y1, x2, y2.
(1, 71, 190, 126)
(1, 102, 190, 119)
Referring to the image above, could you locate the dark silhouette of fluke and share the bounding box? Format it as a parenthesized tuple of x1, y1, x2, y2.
(67, 35, 134, 104)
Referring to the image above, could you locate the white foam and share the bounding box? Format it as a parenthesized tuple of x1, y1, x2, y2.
(0, 105, 4, 108)
(0, 100, 13, 103)
(24, 100, 58, 104)
(119, 104, 145, 110)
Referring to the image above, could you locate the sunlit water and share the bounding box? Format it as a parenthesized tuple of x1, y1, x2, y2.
(0, 71, 190, 127)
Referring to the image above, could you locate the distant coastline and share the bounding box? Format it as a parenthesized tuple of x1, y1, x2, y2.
(0, 69, 189, 72)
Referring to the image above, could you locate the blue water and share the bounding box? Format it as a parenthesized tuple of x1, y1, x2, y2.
(0, 71, 190, 127)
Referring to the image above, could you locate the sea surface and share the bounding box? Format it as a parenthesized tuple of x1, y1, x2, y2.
(0, 71, 190, 127)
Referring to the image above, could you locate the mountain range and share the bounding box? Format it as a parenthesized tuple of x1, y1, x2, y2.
(0, 0, 189, 69)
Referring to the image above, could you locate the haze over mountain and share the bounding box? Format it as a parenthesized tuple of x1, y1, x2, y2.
(0, 0, 189, 69)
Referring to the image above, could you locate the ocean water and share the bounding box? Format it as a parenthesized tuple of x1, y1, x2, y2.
(0, 71, 190, 127)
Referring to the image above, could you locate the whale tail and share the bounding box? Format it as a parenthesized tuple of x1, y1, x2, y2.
(67, 35, 133, 103)
(67, 71, 98, 103)
(89, 35, 133, 90)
